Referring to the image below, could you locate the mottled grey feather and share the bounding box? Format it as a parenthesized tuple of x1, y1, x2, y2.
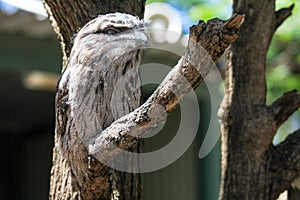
(57, 13, 147, 149)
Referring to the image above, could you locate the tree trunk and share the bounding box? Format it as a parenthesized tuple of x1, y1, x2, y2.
(219, 1, 300, 199)
(43, 0, 300, 199)
(44, 1, 242, 199)
(43, 1, 145, 199)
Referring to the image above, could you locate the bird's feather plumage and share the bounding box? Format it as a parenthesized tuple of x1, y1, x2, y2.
(54, 13, 147, 199)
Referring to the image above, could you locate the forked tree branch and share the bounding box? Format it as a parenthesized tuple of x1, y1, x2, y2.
(270, 89, 300, 128)
(89, 14, 244, 158)
(275, 4, 294, 30)
(269, 129, 300, 193)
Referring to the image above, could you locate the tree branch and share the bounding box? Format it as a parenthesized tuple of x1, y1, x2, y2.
(275, 4, 294, 30)
(269, 90, 300, 128)
(269, 129, 300, 194)
(89, 15, 244, 160)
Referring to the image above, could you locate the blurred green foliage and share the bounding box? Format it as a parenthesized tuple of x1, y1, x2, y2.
(267, 0, 300, 103)
(147, 0, 232, 21)
(268, 1, 300, 142)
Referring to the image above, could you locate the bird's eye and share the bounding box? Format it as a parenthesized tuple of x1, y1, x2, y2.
(103, 27, 121, 34)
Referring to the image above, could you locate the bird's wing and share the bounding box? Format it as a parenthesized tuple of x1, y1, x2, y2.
(67, 65, 102, 147)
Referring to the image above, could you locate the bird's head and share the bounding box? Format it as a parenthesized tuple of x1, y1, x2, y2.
(69, 13, 148, 66)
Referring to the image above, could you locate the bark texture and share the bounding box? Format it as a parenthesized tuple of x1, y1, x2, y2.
(43, 1, 146, 200)
(44, 0, 244, 198)
(89, 15, 244, 165)
(52, 14, 243, 200)
(218, 1, 300, 199)
(44, 0, 300, 199)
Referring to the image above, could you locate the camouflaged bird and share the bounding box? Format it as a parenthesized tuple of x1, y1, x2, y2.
(52, 13, 147, 200)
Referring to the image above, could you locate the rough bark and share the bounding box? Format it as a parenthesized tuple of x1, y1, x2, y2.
(218, 1, 300, 199)
(89, 14, 244, 161)
(44, 0, 300, 199)
(43, 1, 146, 200)
(55, 14, 242, 200)
(44, 0, 244, 199)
